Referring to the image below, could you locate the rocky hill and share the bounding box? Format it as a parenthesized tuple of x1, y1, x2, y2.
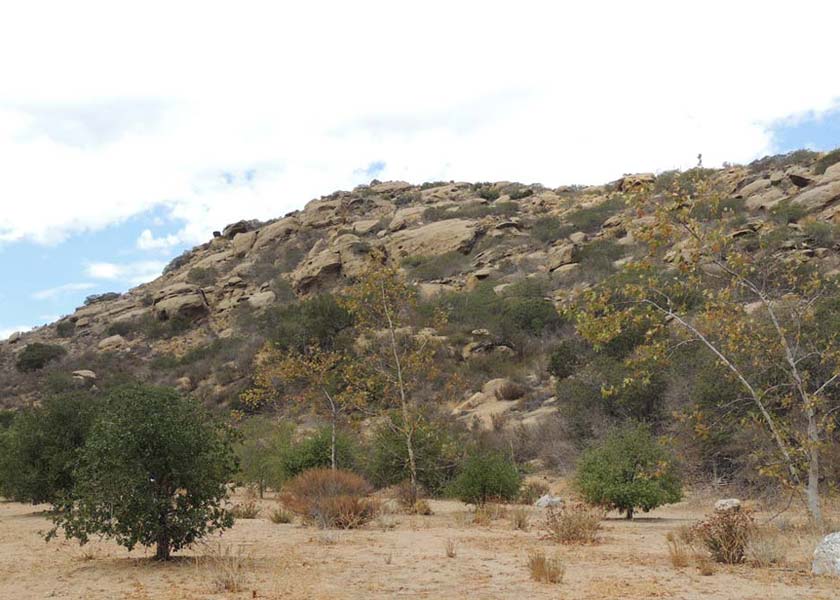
(3, 148, 840, 431)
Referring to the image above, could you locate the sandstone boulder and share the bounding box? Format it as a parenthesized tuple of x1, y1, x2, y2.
(98, 335, 127, 352)
(535, 494, 565, 508)
(386, 219, 479, 260)
(547, 243, 577, 271)
(153, 283, 209, 321)
(813, 532, 840, 576)
(251, 217, 300, 251)
(247, 290, 276, 309)
(791, 181, 840, 212)
(714, 498, 741, 513)
(617, 173, 655, 192)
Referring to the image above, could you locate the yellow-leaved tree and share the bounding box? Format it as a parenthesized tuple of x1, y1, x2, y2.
(574, 172, 840, 524)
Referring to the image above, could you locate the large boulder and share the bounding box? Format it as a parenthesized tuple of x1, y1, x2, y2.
(714, 498, 741, 513)
(812, 532, 840, 576)
(251, 216, 300, 251)
(535, 494, 565, 508)
(385, 219, 479, 260)
(791, 181, 840, 212)
(616, 173, 655, 192)
(547, 243, 577, 271)
(153, 283, 209, 321)
(98, 335, 127, 352)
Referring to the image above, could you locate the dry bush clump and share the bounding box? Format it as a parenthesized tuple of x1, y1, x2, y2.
(518, 480, 550, 505)
(543, 503, 603, 544)
(527, 550, 565, 583)
(280, 468, 379, 529)
(230, 499, 261, 519)
(269, 506, 294, 524)
(666, 531, 691, 568)
(412, 499, 433, 515)
(746, 527, 787, 567)
(692, 508, 754, 564)
(198, 543, 251, 593)
(445, 538, 457, 558)
(510, 507, 530, 531)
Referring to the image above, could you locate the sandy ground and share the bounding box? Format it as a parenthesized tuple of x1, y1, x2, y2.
(0, 490, 836, 600)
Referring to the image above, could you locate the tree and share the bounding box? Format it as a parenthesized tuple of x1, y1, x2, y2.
(574, 172, 840, 523)
(241, 345, 362, 470)
(575, 423, 682, 519)
(15, 342, 66, 372)
(235, 416, 293, 498)
(340, 263, 445, 504)
(0, 392, 98, 504)
(48, 384, 238, 560)
(450, 451, 521, 505)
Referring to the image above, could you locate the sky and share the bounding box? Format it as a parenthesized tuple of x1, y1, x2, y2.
(1, 0, 840, 339)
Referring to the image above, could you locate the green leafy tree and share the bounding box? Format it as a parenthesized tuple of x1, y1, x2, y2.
(0, 392, 98, 504)
(48, 384, 238, 560)
(575, 423, 682, 519)
(282, 427, 359, 478)
(450, 451, 521, 505)
(15, 342, 66, 372)
(235, 416, 294, 498)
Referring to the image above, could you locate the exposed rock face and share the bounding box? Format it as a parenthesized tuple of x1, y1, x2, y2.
(385, 219, 479, 259)
(153, 284, 209, 321)
(812, 532, 840, 576)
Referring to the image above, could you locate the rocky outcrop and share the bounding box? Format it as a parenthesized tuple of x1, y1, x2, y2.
(385, 219, 479, 260)
(812, 532, 840, 576)
(153, 283, 209, 321)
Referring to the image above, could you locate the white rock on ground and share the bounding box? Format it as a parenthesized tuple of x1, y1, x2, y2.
(535, 494, 564, 508)
(812, 532, 840, 576)
(714, 498, 741, 512)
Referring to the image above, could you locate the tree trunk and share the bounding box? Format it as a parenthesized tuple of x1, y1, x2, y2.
(625, 507, 634, 520)
(806, 407, 823, 526)
(405, 427, 418, 505)
(330, 415, 337, 471)
(155, 534, 171, 561)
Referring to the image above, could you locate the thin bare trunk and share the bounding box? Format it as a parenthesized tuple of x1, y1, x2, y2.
(323, 389, 337, 470)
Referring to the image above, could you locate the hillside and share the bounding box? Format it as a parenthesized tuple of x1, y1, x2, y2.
(3, 148, 840, 444)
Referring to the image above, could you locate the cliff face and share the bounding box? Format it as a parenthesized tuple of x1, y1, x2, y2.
(3, 149, 840, 418)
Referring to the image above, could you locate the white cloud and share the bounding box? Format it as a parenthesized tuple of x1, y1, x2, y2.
(137, 229, 181, 251)
(0, 325, 32, 341)
(31, 282, 96, 300)
(0, 1, 839, 248)
(86, 261, 167, 286)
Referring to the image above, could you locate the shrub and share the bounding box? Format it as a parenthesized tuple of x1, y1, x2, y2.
(502, 296, 562, 336)
(187, 266, 218, 286)
(282, 427, 358, 478)
(692, 508, 754, 564)
(746, 527, 786, 567)
(815, 148, 840, 175)
(230, 499, 261, 519)
(575, 423, 682, 518)
(280, 468, 378, 528)
(576, 239, 625, 275)
(15, 343, 66, 372)
(803, 220, 838, 248)
(401, 251, 470, 280)
(547, 340, 583, 380)
(48, 384, 238, 560)
(666, 530, 692, 568)
(0, 392, 99, 504)
(566, 196, 624, 233)
(368, 415, 460, 495)
(527, 550, 565, 583)
(771, 199, 807, 224)
(201, 542, 250, 593)
(543, 503, 603, 544)
(235, 417, 293, 497)
(56, 320, 76, 338)
(531, 216, 573, 244)
(450, 451, 521, 505)
(269, 506, 294, 524)
(510, 507, 530, 530)
(518, 480, 550, 505)
(260, 294, 353, 351)
(477, 185, 501, 201)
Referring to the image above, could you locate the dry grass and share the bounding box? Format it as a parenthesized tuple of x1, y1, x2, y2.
(527, 550, 565, 584)
(445, 538, 457, 558)
(197, 543, 251, 593)
(510, 507, 530, 531)
(518, 481, 550, 505)
(268, 506, 294, 524)
(230, 499, 261, 519)
(543, 503, 603, 544)
(666, 531, 691, 568)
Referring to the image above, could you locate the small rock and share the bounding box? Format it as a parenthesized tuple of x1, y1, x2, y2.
(714, 498, 741, 512)
(535, 494, 565, 508)
(812, 532, 840, 576)
(71, 370, 97, 381)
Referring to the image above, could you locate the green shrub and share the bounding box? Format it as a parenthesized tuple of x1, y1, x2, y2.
(0, 392, 99, 504)
(15, 343, 66, 372)
(566, 197, 624, 233)
(803, 220, 838, 248)
(503, 185, 534, 200)
(477, 185, 501, 201)
(531, 216, 573, 244)
(402, 251, 470, 280)
(235, 416, 294, 497)
(575, 423, 682, 518)
(423, 200, 518, 222)
(395, 190, 422, 206)
(502, 296, 561, 336)
(56, 320, 76, 338)
(282, 427, 358, 478)
(576, 239, 625, 275)
(815, 148, 840, 175)
(548, 340, 583, 380)
(771, 199, 807, 224)
(259, 294, 352, 351)
(450, 451, 521, 505)
(187, 266, 218, 286)
(368, 415, 460, 495)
